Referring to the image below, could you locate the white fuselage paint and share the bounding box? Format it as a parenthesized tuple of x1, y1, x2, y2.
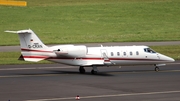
(46, 45, 174, 66)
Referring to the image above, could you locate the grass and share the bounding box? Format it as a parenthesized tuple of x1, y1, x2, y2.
(0, 52, 52, 65)
(0, 0, 180, 45)
(0, 45, 179, 65)
(150, 45, 180, 60)
(0, 0, 179, 64)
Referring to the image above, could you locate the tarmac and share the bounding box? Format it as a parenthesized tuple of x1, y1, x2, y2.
(0, 41, 180, 52)
(0, 41, 180, 101)
(0, 62, 180, 101)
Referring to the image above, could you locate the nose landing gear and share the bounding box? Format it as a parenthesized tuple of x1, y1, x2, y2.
(155, 66, 159, 72)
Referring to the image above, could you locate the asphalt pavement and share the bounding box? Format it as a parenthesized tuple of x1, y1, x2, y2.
(0, 62, 180, 101)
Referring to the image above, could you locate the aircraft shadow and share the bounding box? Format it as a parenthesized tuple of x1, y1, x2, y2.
(9, 70, 114, 77)
(49, 70, 114, 76)
(8, 69, 163, 77)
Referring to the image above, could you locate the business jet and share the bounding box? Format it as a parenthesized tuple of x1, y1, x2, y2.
(5, 29, 175, 74)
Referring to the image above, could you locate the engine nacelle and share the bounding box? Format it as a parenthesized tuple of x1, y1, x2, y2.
(55, 45, 87, 58)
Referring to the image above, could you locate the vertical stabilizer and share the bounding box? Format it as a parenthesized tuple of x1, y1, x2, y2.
(5, 29, 52, 62)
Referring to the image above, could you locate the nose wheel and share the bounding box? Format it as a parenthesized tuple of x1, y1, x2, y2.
(155, 67, 159, 72)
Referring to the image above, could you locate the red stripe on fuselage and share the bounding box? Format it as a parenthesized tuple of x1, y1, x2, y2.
(22, 56, 165, 61)
(23, 56, 49, 59)
(109, 58, 162, 61)
(21, 48, 53, 53)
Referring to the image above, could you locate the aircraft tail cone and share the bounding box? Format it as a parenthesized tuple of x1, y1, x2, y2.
(75, 95, 80, 100)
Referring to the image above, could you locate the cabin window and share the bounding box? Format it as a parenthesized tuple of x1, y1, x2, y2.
(117, 52, 120, 56)
(111, 52, 114, 56)
(123, 52, 126, 56)
(130, 52, 133, 55)
(136, 51, 139, 55)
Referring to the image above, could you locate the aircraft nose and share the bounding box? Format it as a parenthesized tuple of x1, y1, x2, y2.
(167, 57, 175, 62)
(159, 54, 175, 62)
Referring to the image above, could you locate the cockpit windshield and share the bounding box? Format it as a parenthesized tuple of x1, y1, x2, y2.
(144, 48, 156, 53)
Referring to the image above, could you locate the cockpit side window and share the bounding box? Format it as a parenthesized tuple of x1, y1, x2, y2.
(144, 48, 156, 53)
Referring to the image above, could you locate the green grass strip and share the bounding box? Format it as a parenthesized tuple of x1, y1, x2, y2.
(0, 52, 52, 65)
(150, 45, 180, 60)
(0, 0, 180, 45)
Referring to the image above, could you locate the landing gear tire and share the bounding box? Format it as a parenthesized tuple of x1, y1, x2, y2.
(91, 66, 98, 74)
(155, 67, 159, 72)
(91, 70, 97, 74)
(79, 66, 85, 74)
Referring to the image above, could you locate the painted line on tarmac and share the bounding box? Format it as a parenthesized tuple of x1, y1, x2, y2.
(166, 70, 180, 72)
(0, 74, 81, 78)
(111, 69, 180, 74)
(0, 66, 76, 71)
(25, 90, 180, 101)
(0, 74, 63, 78)
(167, 63, 180, 65)
(0, 70, 180, 78)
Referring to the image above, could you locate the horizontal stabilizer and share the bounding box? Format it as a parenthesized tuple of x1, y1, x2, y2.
(5, 30, 18, 33)
(5, 29, 32, 34)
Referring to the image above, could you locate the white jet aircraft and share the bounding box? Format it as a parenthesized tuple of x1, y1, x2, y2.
(5, 29, 175, 74)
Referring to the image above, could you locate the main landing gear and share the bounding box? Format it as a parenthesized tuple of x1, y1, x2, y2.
(79, 66, 85, 74)
(79, 66, 99, 74)
(155, 66, 159, 72)
(91, 66, 98, 74)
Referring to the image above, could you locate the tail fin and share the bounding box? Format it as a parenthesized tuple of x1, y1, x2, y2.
(5, 29, 52, 62)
